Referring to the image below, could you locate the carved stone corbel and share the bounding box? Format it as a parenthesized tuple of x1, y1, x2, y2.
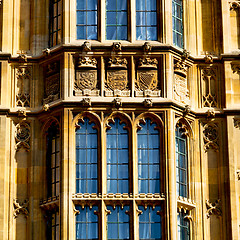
(112, 98, 122, 108)
(81, 98, 91, 107)
(206, 199, 222, 218)
(13, 199, 29, 218)
(112, 42, 122, 52)
(143, 42, 152, 53)
(234, 117, 240, 128)
(204, 54, 213, 64)
(143, 99, 153, 107)
(82, 41, 91, 52)
(231, 63, 240, 74)
(236, 170, 240, 180)
(230, 1, 240, 10)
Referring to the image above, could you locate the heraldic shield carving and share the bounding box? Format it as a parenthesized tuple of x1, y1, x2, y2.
(136, 70, 158, 91)
(106, 70, 128, 91)
(75, 70, 97, 90)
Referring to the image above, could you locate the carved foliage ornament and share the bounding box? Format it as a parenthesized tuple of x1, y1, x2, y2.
(230, 1, 240, 10)
(206, 199, 222, 218)
(201, 67, 218, 108)
(231, 63, 240, 74)
(16, 67, 31, 107)
(15, 122, 30, 151)
(13, 199, 29, 218)
(43, 62, 60, 104)
(203, 122, 219, 152)
(234, 118, 240, 129)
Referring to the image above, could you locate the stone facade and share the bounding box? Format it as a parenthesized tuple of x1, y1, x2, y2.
(0, 0, 239, 240)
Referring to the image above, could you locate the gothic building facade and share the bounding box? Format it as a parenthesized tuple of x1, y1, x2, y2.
(0, 0, 240, 239)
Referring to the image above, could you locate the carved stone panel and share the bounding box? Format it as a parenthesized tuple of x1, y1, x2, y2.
(105, 57, 130, 97)
(203, 122, 219, 152)
(74, 57, 99, 96)
(200, 67, 218, 108)
(43, 62, 60, 104)
(15, 122, 30, 152)
(16, 67, 31, 107)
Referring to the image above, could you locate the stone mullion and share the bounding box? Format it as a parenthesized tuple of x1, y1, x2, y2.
(164, 0, 173, 44)
(166, 109, 177, 240)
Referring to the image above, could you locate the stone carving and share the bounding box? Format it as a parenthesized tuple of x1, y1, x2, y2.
(230, 1, 240, 10)
(0, 0, 2, 6)
(236, 170, 240, 180)
(112, 42, 122, 52)
(43, 104, 50, 112)
(74, 57, 99, 96)
(234, 118, 240, 128)
(13, 199, 29, 218)
(15, 122, 30, 151)
(82, 41, 91, 51)
(16, 67, 31, 107)
(206, 199, 222, 218)
(204, 54, 213, 64)
(203, 122, 219, 152)
(42, 48, 51, 56)
(143, 42, 152, 53)
(81, 98, 91, 107)
(201, 67, 218, 108)
(17, 51, 28, 63)
(143, 99, 153, 107)
(105, 57, 130, 97)
(136, 58, 160, 97)
(112, 98, 122, 108)
(183, 105, 191, 116)
(181, 49, 190, 60)
(173, 59, 190, 104)
(43, 62, 60, 104)
(206, 109, 215, 118)
(231, 63, 240, 74)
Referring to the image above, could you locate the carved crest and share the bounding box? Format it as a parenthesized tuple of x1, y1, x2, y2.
(174, 75, 190, 104)
(136, 70, 158, 91)
(203, 122, 219, 152)
(75, 70, 97, 90)
(15, 122, 30, 151)
(106, 70, 128, 91)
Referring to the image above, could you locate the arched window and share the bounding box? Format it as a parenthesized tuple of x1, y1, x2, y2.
(175, 124, 188, 198)
(106, 118, 129, 194)
(177, 211, 190, 240)
(46, 123, 60, 198)
(172, 0, 184, 48)
(76, 117, 98, 193)
(137, 119, 160, 194)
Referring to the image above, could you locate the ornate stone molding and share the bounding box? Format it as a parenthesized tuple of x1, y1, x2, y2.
(112, 42, 122, 52)
(16, 67, 31, 107)
(231, 63, 240, 74)
(15, 122, 30, 152)
(13, 199, 29, 218)
(77, 57, 97, 68)
(206, 199, 222, 218)
(138, 57, 158, 69)
(203, 122, 219, 152)
(143, 99, 153, 107)
(82, 41, 91, 51)
(230, 1, 240, 10)
(143, 42, 152, 53)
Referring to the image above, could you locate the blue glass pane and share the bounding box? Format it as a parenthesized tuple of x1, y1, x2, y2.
(88, 207, 98, 221)
(136, 12, 146, 26)
(139, 223, 150, 239)
(119, 223, 129, 238)
(147, 27, 157, 40)
(106, 0, 116, 10)
(108, 223, 118, 239)
(77, 12, 86, 25)
(76, 149, 86, 163)
(118, 165, 128, 178)
(76, 179, 86, 193)
(146, 0, 156, 11)
(118, 180, 129, 193)
(118, 121, 128, 133)
(87, 135, 97, 148)
(87, 12, 97, 25)
(138, 165, 148, 179)
(149, 149, 159, 163)
(117, 26, 128, 40)
(87, 149, 97, 163)
(78, 208, 86, 221)
(107, 206, 117, 221)
(79, 165, 86, 179)
(107, 135, 117, 148)
(138, 135, 148, 148)
(139, 180, 148, 193)
(119, 208, 129, 222)
(87, 179, 97, 193)
(139, 209, 149, 222)
(150, 210, 161, 222)
(77, 135, 86, 148)
(149, 135, 159, 148)
(107, 179, 117, 193)
(179, 139, 186, 153)
(88, 223, 98, 238)
(76, 223, 86, 239)
(107, 12, 117, 25)
(148, 122, 157, 133)
(149, 165, 160, 179)
(136, 0, 145, 11)
(77, 0, 86, 10)
(149, 179, 159, 193)
(118, 150, 128, 163)
(146, 12, 157, 25)
(107, 164, 117, 178)
(151, 223, 161, 238)
(179, 169, 186, 183)
(118, 134, 128, 148)
(117, 12, 127, 25)
(138, 149, 148, 164)
(87, 0, 97, 10)
(87, 164, 97, 178)
(107, 149, 117, 163)
(117, 0, 127, 10)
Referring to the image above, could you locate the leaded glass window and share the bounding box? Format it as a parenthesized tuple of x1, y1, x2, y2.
(76, 118, 98, 193)
(76, 0, 98, 40)
(138, 119, 160, 194)
(177, 212, 190, 240)
(136, 0, 157, 40)
(46, 211, 59, 240)
(76, 205, 98, 240)
(175, 125, 188, 198)
(106, 0, 128, 40)
(172, 0, 183, 48)
(107, 118, 129, 193)
(107, 205, 130, 240)
(49, 0, 62, 47)
(46, 123, 60, 198)
(138, 205, 162, 240)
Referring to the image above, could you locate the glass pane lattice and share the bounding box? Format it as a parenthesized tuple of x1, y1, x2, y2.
(76, 118, 98, 193)
(138, 119, 160, 194)
(177, 212, 190, 240)
(172, 0, 183, 48)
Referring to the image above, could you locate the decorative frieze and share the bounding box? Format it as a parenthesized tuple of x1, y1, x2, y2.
(43, 62, 60, 104)
(105, 57, 130, 97)
(13, 199, 29, 218)
(15, 122, 30, 152)
(135, 57, 160, 97)
(203, 122, 219, 152)
(16, 67, 31, 107)
(200, 66, 218, 108)
(173, 59, 190, 104)
(74, 57, 99, 96)
(206, 199, 222, 218)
